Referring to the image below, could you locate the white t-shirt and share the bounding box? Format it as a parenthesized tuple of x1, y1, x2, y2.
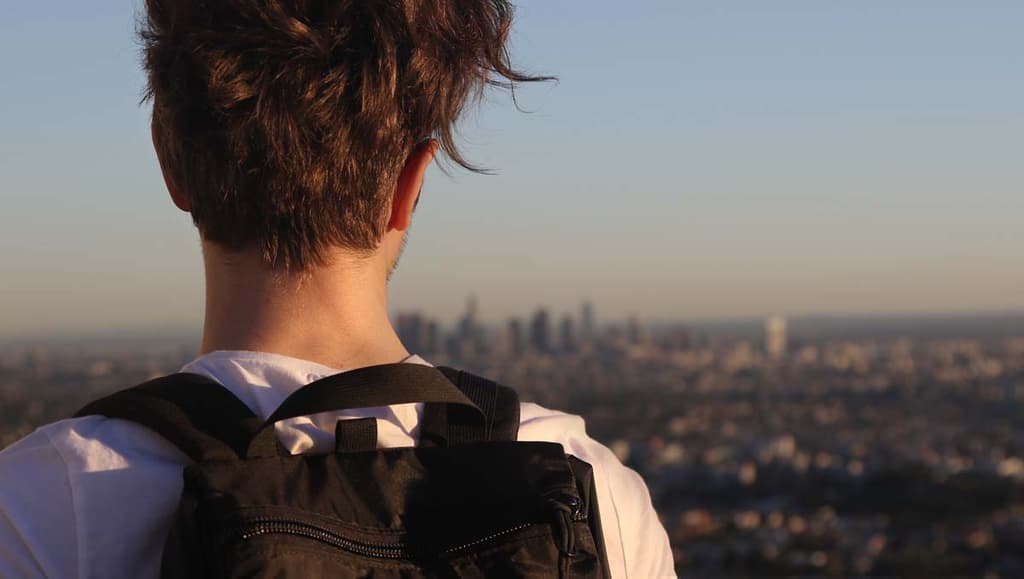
(0, 351, 675, 578)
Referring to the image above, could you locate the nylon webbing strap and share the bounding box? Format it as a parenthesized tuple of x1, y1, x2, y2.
(73, 373, 260, 462)
(74, 367, 518, 461)
(247, 363, 484, 458)
(422, 368, 521, 446)
(334, 417, 378, 453)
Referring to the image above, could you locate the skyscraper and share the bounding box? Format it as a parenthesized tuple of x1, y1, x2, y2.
(455, 295, 481, 358)
(529, 308, 551, 354)
(458, 295, 478, 343)
(500, 318, 525, 358)
(581, 301, 595, 344)
(765, 315, 788, 360)
(424, 320, 440, 355)
(397, 312, 426, 354)
(559, 315, 577, 354)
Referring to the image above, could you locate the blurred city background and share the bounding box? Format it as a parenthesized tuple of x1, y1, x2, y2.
(2, 2, 1024, 578)
(3, 307, 1023, 577)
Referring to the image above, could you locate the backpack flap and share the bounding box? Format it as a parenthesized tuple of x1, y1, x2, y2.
(181, 440, 599, 578)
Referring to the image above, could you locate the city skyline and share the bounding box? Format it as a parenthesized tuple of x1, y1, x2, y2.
(4, 298, 1024, 342)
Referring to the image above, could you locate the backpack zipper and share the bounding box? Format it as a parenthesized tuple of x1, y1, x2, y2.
(441, 522, 534, 554)
(236, 518, 547, 560)
(238, 519, 409, 559)
(233, 496, 586, 561)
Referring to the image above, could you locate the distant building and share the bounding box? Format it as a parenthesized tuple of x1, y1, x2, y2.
(397, 312, 426, 353)
(581, 301, 595, 344)
(529, 308, 552, 354)
(723, 340, 756, 373)
(455, 295, 482, 358)
(500, 318, 525, 358)
(424, 320, 440, 355)
(397, 312, 440, 355)
(765, 315, 788, 360)
(457, 295, 478, 343)
(559, 315, 576, 353)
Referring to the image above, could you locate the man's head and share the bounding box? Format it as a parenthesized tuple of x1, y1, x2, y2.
(145, 0, 545, 272)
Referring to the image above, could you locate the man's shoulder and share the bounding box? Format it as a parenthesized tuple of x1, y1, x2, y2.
(517, 402, 601, 453)
(0, 417, 189, 579)
(516, 402, 636, 481)
(518, 401, 585, 432)
(0, 415, 190, 518)
(1, 415, 187, 470)
(516, 402, 646, 499)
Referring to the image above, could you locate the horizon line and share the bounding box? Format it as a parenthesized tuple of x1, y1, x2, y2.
(3, 307, 1023, 344)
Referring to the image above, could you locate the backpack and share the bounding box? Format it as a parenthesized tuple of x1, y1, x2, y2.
(74, 363, 611, 578)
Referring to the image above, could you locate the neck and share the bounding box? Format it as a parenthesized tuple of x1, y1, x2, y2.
(198, 245, 409, 370)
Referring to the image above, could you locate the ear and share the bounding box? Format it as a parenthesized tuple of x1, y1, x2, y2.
(152, 120, 190, 213)
(388, 140, 438, 231)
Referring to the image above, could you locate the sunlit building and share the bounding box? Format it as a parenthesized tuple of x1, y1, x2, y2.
(765, 315, 788, 361)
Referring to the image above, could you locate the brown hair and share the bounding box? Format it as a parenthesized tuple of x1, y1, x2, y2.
(143, 0, 548, 270)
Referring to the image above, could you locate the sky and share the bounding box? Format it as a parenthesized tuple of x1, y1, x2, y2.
(1, 1, 1022, 337)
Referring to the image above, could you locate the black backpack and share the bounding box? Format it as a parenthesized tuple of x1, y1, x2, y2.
(75, 363, 611, 578)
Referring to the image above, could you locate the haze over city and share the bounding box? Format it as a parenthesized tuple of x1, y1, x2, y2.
(2, 1, 1023, 337)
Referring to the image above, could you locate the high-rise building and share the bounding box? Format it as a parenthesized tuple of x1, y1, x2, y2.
(397, 312, 426, 353)
(455, 295, 482, 358)
(458, 295, 478, 342)
(424, 320, 440, 355)
(529, 308, 551, 354)
(581, 301, 595, 343)
(559, 315, 576, 353)
(397, 312, 441, 355)
(765, 315, 788, 360)
(500, 318, 525, 358)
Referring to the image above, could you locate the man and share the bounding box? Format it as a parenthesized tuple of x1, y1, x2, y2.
(0, 1, 674, 577)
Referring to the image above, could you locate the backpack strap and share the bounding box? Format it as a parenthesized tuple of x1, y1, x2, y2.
(420, 368, 520, 446)
(245, 364, 485, 458)
(74, 366, 517, 459)
(73, 373, 261, 462)
(334, 417, 378, 453)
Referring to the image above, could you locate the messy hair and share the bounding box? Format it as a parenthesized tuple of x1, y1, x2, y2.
(143, 0, 548, 269)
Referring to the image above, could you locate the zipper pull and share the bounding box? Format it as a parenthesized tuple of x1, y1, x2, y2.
(570, 495, 585, 522)
(549, 497, 578, 558)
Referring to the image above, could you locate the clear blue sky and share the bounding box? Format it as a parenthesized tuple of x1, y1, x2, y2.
(1, 1, 1022, 337)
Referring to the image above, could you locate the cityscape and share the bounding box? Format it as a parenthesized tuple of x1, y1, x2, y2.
(2, 302, 1024, 578)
